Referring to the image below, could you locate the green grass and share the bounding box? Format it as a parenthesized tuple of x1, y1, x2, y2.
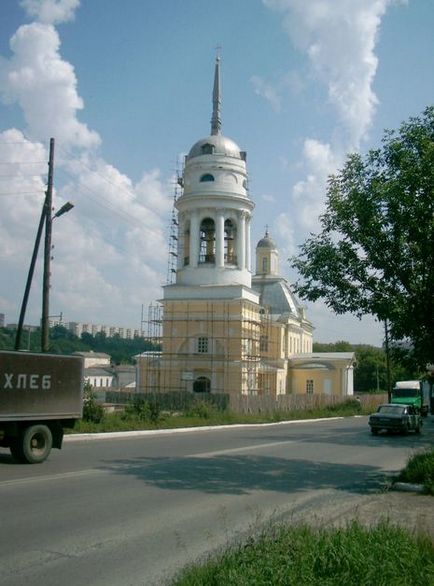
(70, 399, 365, 434)
(171, 521, 434, 586)
(398, 449, 434, 495)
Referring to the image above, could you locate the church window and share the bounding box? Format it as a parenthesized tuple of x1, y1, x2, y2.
(197, 337, 209, 353)
(306, 379, 314, 394)
(262, 257, 268, 273)
(260, 335, 268, 352)
(224, 219, 237, 264)
(200, 173, 214, 182)
(199, 217, 215, 263)
(201, 143, 214, 155)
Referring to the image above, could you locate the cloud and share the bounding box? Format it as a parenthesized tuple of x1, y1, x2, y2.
(264, 0, 391, 148)
(0, 21, 100, 149)
(20, 0, 80, 24)
(265, 0, 391, 252)
(250, 75, 282, 112)
(0, 8, 171, 330)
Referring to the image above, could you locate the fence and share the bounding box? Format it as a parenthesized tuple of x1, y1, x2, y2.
(96, 390, 388, 416)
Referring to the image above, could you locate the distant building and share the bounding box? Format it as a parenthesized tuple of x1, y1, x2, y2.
(67, 322, 141, 339)
(0, 313, 5, 327)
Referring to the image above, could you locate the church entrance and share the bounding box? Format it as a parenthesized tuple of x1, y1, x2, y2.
(193, 376, 211, 393)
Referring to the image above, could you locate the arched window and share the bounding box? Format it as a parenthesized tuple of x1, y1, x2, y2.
(193, 377, 211, 393)
(224, 219, 237, 264)
(200, 173, 214, 182)
(199, 217, 215, 263)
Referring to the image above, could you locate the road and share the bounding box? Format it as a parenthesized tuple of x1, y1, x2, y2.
(0, 416, 432, 586)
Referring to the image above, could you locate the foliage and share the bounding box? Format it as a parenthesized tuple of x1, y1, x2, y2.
(124, 396, 161, 423)
(0, 324, 157, 363)
(312, 341, 419, 393)
(172, 521, 434, 585)
(185, 399, 217, 419)
(398, 449, 434, 495)
(292, 107, 434, 368)
(82, 381, 104, 424)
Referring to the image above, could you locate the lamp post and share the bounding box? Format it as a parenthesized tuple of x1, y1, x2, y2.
(14, 138, 74, 352)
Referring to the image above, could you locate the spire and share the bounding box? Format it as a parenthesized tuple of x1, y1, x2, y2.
(210, 54, 221, 136)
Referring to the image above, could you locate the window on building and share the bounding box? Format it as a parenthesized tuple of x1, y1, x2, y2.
(306, 379, 314, 394)
(197, 337, 209, 353)
(262, 257, 268, 273)
(201, 143, 214, 155)
(199, 217, 215, 263)
(224, 219, 237, 264)
(260, 335, 268, 352)
(200, 173, 214, 182)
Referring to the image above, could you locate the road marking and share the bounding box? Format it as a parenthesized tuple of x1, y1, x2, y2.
(190, 439, 296, 459)
(0, 468, 104, 488)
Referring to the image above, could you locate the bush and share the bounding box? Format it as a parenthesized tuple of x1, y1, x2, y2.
(186, 400, 216, 419)
(82, 382, 104, 424)
(124, 396, 161, 423)
(398, 449, 434, 494)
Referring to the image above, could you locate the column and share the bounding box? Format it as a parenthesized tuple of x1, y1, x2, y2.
(216, 209, 225, 268)
(246, 214, 251, 271)
(237, 211, 246, 270)
(190, 210, 199, 268)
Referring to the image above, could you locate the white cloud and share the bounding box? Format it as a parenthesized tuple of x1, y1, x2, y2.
(0, 9, 171, 330)
(265, 0, 390, 249)
(20, 0, 80, 24)
(250, 75, 282, 112)
(0, 22, 99, 149)
(264, 0, 391, 148)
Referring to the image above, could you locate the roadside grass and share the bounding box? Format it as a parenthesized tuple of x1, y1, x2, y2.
(171, 521, 434, 586)
(71, 398, 365, 434)
(398, 449, 434, 495)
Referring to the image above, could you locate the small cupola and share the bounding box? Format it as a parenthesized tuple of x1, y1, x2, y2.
(255, 229, 279, 276)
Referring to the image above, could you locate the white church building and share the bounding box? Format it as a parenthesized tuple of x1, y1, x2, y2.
(137, 58, 354, 399)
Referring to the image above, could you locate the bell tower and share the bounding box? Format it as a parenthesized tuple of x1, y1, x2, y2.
(159, 57, 261, 396)
(173, 56, 254, 288)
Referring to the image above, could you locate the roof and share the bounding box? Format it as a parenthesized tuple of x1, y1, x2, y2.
(73, 351, 111, 359)
(252, 276, 302, 317)
(187, 134, 244, 160)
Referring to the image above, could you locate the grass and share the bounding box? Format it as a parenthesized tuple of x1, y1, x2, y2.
(71, 398, 365, 434)
(171, 521, 434, 586)
(398, 449, 434, 495)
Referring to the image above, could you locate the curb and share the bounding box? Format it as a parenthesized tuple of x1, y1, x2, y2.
(64, 416, 346, 442)
(392, 482, 425, 494)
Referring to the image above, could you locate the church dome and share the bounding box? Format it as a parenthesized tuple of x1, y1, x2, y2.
(187, 134, 245, 161)
(256, 231, 276, 249)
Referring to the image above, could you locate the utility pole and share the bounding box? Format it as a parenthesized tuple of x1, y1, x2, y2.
(41, 138, 55, 353)
(384, 319, 392, 402)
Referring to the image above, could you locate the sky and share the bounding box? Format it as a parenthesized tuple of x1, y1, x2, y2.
(0, 0, 433, 346)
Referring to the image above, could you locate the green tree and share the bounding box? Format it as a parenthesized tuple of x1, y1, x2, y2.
(292, 107, 434, 368)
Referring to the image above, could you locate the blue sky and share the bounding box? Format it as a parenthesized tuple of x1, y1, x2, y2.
(0, 0, 433, 345)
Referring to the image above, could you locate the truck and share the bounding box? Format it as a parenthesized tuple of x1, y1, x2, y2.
(0, 350, 83, 463)
(391, 380, 430, 417)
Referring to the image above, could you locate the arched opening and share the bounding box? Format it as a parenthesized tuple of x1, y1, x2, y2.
(200, 173, 214, 182)
(224, 219, 237, 264)
(199, 217, 215, 263)
(193, 376, 211, 393)
(183, 223, 190, 266)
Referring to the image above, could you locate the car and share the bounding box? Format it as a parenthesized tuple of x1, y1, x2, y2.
(368, 403, 422, 435)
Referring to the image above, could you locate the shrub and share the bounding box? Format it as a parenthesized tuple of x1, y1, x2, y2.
(82, 382, 104, 424)
(398, 449, 434, 494)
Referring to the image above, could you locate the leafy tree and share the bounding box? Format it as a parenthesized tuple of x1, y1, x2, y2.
(292, 107, 434, 368)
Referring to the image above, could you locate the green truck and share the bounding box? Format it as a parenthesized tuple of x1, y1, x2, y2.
(391, 380, 430, 417)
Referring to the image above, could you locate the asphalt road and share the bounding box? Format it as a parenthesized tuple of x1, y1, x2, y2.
(1, 416, 432, 586)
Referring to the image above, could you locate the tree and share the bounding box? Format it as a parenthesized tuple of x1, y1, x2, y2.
(292, 107, 434, 368)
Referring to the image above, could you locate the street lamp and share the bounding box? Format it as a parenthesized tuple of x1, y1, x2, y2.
(14, 138, 74, 352)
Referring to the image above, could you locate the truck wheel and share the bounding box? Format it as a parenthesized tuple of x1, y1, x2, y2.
(21, 425, 53, 464)
(415, 425, 421, 434)
(371, 428, 378, 435)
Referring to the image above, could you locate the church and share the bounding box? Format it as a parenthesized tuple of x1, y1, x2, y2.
(137, 58, 355, 399)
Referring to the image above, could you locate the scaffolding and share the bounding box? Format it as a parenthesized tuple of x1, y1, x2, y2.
(137, 297, 278, 397)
